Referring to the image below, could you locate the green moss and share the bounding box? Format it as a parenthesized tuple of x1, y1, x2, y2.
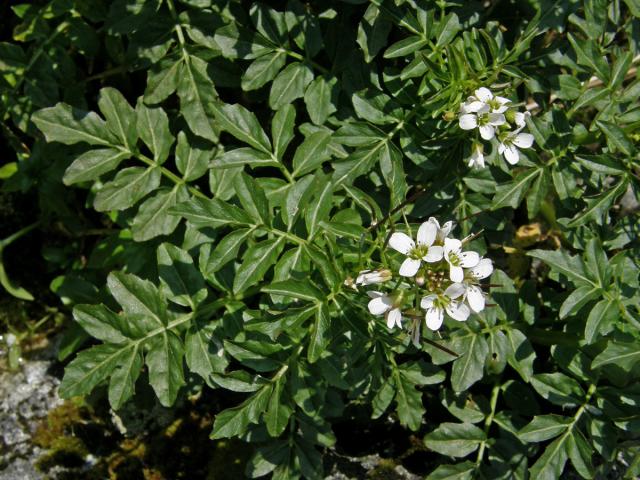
(33, 401, 86, 448)
(367, 458, 398, 479)
(36, 436, 89, 472)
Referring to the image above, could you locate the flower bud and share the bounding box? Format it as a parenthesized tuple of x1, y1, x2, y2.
(355, 269, 392, 286)
(443, 111, 456, 122)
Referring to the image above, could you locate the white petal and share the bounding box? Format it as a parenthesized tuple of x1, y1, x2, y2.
(444, 282, 465, 299)
(387, 308, 402, 329)
(513, 132, 534, 149)
(495, 96, 510, 106)
(475, 87, 492, 102)
(417, 221, 437, 247)
(420, 294, 437, 309)
(439, 221, 454, 240)
(446, 301, 470, 321)
(427, 217, 441, 230)
(389, 232, 414, 254)
(459, 251, 480, 268)
(488, 113, 506, 126)
(450, 265, 464, 282)
(459, 114, 478, 130)
(368, 295, 392, 315)
(463, 101, 486, 113)
(425, 307, 444, 331)
(514, 111, 530, 128)
(444, 238, 461, 256)
(399, 257, 421, 277)
(466, 285, 485, 313)
(479, 124, 495, 140)
(423, 245, 444, 262)
(497, 142, 506, 154)
(367, 290, 384, 299)
(503, 145, 520, 164)
(471, 258, 493, 279)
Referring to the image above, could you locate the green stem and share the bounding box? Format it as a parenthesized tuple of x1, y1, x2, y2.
(476, 383, 500, 466)
(283, 49, 330, 75)
(133, 150, 208, 200)
(0, 221, 41, 249)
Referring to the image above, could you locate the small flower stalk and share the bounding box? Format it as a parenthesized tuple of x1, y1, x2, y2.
(358, 218, 494, 346)
(458, 86, 535, 167)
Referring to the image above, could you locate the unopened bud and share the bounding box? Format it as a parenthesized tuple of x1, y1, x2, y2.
(355, 269, 392, 286)
(443, 111, 456, 122)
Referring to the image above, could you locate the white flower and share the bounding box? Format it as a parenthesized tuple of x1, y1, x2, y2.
(389, 222, 444, 277)
(367, 291, 402, 329)
(443, 238, 480, 282)
(462, 87, 510, 114)
(427, 217, 454, 244)
(462, 258, 494, 313)
(356, 269, 392, 286)
(420, 283, 470, 331)
(459, 107, 506, 140)
(514, 111, 531, 129)
(498, 130, 534, 165)
(468, 143, 485, 168)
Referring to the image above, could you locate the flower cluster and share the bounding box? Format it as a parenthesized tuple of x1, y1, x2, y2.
(458, 87, 534, 168)
(355, 218, 493, 344)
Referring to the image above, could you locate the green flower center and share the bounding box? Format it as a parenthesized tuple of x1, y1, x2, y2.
(448, 252, 461, 266)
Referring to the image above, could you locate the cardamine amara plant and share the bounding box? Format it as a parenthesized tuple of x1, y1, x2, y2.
(1, 0, 639, 478)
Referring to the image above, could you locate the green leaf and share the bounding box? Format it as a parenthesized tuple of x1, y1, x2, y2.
(567, 33, 610, 82)
(307, 302, 330, 363)
(492, 168, 541, 209)
(332, 142, 383, 186)
(424, 422, 485, 457)
(271, 104, 296, 160)
(98, 87, 137, 150)
(262, 279, 324, 302)
(145, 57, 182, 104)
(394, 370, 425, 431)
(212, 147, 279, 169)
(527, 249, 594, 287)
(233, 172, 270, 226)
(264, 376, 292, 437)
(177, 55, 218, 141)
(305, 178, 333, 238)
(372, 379, 395, 419)
(592, 340, 640, 371)
(530, 373, 585, 407)
(32, 103, 118, 146)
(211, 384, 273, 439)
(171, 197, 254, 228)
(505, 328, 536, 382)
(131, 186, 189, 241)
(241, 50, 287, 91)
(559, 286, 600, 318)
(426, 462, 475, 480)
(63, 148, 131, 185)
(567, 429, 594, 479)
(584, 298, 618, 343)
(304, 75, 338, 125)
(107, 271, 166, 327)
(357, 4, 392, 62)
(108, 344, 143, 409)
(283, 174, 316, 228)
(269, 62, 314, 111)
(145, 331, 185, 407)
(175, 131, 211, 182)
(292, 131, 332, 177)
(185, 318, 228, 384)
(201, 228, 252, 276)
(233, 237, 285, 294)
(379, 141, 407, 204)
(435, 13, 461, 47)
(73, 304, 128, 344)
(157, 243, 207, 309)
(518, 415, 572, 442)
(136, 101, 174, 164)
(567, 179, 629, 227)
(211, 102, 272, 153)
(528, 434, 569, 480)
(451, 334, 489, 392)
(93, 166, 161, 212)
(59, 343, 133, 398)
(214, 24, 273, 60)
(384, 35, 428, 58)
